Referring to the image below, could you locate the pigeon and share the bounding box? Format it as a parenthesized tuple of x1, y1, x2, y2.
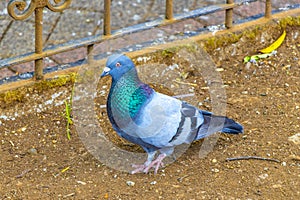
(101, 54, 243, 174)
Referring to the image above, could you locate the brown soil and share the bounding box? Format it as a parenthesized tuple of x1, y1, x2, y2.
(0, 23, 299, 199)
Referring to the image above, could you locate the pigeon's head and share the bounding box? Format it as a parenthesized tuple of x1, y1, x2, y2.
(101, 54, 136, 80)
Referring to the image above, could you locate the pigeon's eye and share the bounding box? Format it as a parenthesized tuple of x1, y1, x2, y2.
(115, 62, 121, 67)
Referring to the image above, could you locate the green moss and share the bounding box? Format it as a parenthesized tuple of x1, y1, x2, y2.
(201, 15, 300, 52)
(0, 73, 77, 105)
(34, 73, 77, 92)
(279, 16, 300, 29)
(134, 44, 198, 66)
(161, 49, 175, 58)
(1, 90, 26, 104)
(161, 44, 198, 58)
(243, 26, 262, 40)
(202, 32, 242, 51)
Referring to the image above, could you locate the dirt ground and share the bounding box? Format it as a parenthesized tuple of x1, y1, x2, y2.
(0, 22, 299, 199)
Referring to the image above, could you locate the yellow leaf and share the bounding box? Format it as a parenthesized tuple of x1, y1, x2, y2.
(259, 30, 286, 53)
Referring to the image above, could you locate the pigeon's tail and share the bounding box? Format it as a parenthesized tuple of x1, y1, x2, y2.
(196, 111, 243, 140)
(221, 116, 244, 134)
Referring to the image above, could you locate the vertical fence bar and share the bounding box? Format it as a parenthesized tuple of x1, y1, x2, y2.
(166, 0, 173, 20)
(225, 0, 234, 29)
(87, 44, 94, 63)
(265, 0, 272, 18)
(34, 7, 44, 80)
(104, 0, 111, 35)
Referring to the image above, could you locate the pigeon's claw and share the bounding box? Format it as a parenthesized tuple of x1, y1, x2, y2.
(144, 153, 166, 174)
(131, 153, 166, 174)
(131, 164, 146, 174)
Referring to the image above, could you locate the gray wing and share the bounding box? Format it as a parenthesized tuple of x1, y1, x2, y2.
(125, 92, 204, 148)
(167, 101, 204, 146)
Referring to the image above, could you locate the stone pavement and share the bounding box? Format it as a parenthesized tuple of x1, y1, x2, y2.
(0, 0, 299, 80)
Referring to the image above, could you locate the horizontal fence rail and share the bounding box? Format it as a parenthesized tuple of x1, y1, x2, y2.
(0, 0, 277, 80)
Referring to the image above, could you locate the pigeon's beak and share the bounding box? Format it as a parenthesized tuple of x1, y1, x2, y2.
(100, 67, 111, 78)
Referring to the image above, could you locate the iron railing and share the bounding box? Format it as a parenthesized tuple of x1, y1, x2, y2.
(1, 0, 274, 80)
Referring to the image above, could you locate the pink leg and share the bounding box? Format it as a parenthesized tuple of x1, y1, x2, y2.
(143, 153, 167, 174)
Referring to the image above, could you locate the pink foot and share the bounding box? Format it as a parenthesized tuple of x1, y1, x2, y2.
(131, 154, 167, 174)
(131, 164, 146, 174)
(143, 153, 166, 174)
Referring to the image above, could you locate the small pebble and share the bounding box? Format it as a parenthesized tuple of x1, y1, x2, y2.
(100, 105, 107, 109)
(281, 161, 287, 166)
(28, 148, 38, 155)
(168, 35, 177, 40)
(260, 93, 267, 96)
(288, 155, 300, 161)
(288, 133, 300, 145)
(150, 181, 157, 185)
(212, 159, 217, 163)
(16, 181, 23, 186)
(245, 62, 251, 70)
(132, 14, 141, 21)
(272, 184, 282, 189)
(77, 180, 87, 185)
(126, 181, 135, 186)
(211, 168, 220, 173)
(258, 173, 268, 180)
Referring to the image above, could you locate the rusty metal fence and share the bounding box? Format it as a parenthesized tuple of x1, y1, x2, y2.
(0, 0, 287, 81)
